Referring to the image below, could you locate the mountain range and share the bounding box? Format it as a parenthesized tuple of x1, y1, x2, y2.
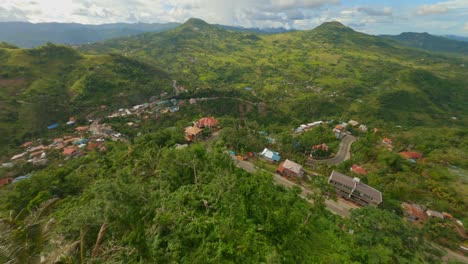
(0, 21, 291, 48)
(381, 32, 468, 55)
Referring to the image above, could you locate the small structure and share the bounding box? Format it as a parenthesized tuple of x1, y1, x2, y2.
(0, 178, 13, 187)
(277, 159, 304, 178)
(260, 148, 281, 162)
(75, 126, 89, 132)
(12, 175, 31, 183)
(402, 203, 427, 223)
(189, 98, 197, 104)
(312, 143, 329, 151)
(11, 152, 27, 161)
(333, 125, 345, 139)
(47, 123, 59, 129)
(426, 210, 444, 219)
(175, 144, 188, 150)
(399, 151, 423, 160)
(30, 145, 45, 152)
(350, 164, 367, 176)
(382, 138, 393, 145)
(197, 117, 220, 128)
(185, 126, 202, 142)
(328, 170, 382, 207)
(348, 120, 359, 127)
(63, 147, 78, 156)
(21, 141, 33, 148)
(359, 125, 368, 132)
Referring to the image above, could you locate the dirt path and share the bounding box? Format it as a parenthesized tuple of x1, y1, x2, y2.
(307, 135, 357, 166)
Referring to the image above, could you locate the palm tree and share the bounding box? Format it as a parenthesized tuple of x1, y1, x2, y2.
(0, 198, 58, 264)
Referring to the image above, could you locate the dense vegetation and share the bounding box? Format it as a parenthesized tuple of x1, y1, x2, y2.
(0, 19, 467, 262)
(0, 135, 444, 263)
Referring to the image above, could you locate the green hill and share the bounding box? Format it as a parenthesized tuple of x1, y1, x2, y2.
(381, 32, 468, 55)
(0, 43, 171, 152)
(81, 19, 468, 126)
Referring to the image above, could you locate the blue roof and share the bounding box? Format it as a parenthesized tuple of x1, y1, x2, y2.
(12, 175, 31, 183)
(47, 123, 59, 129)
(229, 150, 236, 155)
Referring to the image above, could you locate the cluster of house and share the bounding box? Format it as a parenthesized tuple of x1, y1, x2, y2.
(9, 142, 49, 166)
(402, 203, 466, 238)
(294, 121, 324, 134)
(258, 148, 305, 179)
(106, 98, 180, 120)
(184, 117, 220, 142)
(333, 119, 368, 139)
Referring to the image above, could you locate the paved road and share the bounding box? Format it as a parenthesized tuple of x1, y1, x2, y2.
(308, 135, 357, 166)
(234, 159, 358, 217)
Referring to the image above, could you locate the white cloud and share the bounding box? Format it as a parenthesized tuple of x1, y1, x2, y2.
(416, 4, 449, 15)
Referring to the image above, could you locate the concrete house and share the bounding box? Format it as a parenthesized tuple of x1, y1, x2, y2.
(328, 170, 382, 207)
(277, 159, 304, 178)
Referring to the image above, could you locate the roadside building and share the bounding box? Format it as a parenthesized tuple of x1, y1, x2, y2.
(260, 148, 281, 162)
(277, 159, 304, 178)
(328, 170, 382, 207)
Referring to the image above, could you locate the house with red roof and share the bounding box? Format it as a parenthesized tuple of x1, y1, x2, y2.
(350, 164, 367, 176)
(196, 117, 220, 129)
(402, 203, 427, 223)
(312, 143, 329, 151)
(382, 138, 392, 145)
(0, 178, 13, 187)
(63, 147, 78, 156)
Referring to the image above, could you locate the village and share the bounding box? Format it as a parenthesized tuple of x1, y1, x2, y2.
(1, 92, 466, 254)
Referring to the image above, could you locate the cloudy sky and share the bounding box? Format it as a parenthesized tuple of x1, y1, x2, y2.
(1, 0, 467, 35)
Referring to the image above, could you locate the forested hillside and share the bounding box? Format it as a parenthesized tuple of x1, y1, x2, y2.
(0, 43, 171, 154)
(82, 19, 468, 127)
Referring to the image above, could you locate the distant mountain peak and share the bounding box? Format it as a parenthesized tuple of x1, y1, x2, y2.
(320, 21, 347, 28)
(182, 18, 210, 28)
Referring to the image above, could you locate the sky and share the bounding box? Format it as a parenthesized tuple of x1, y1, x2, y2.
(1, 0, 467, 36)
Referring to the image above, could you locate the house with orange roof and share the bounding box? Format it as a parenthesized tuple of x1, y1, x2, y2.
(185, 126, 202, 142)
(350, 164, 367, 176)
(399, 151, 423, 160)
(196, 117, 220, 129)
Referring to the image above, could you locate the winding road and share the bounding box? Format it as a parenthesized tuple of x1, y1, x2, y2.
(307, 135, 357, 166)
